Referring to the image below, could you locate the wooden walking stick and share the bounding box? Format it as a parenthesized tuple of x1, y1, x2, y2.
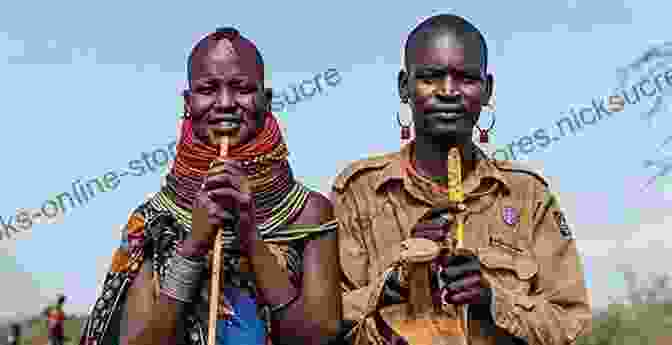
(207, 130, 237, 345)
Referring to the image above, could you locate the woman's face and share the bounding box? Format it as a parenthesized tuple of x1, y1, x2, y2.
(185, 37, 266, 148)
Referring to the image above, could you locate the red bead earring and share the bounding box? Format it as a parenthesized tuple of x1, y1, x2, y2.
(397, 112, 411, 140)
(476, 106, 496, 143)
(478, 128, 489, 143)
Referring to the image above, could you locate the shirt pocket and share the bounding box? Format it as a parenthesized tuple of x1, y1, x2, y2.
(478, 244, 539, 301)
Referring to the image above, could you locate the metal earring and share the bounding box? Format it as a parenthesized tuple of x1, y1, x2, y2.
(476, 105, 496, 143)
(397, 111, 412, 141)
(182, 104, 191, 119)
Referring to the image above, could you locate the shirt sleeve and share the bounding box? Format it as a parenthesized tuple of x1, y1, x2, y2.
(488, 188, 592, 345)
(331, 187, 375, 322)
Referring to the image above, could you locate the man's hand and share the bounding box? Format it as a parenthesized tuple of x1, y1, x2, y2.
(436, 255, 491, 306)
(411, 219, 449, 243)
(410, 215, 490, 306)
(378, 219, 447, 308)
(379, 268, 408, 307)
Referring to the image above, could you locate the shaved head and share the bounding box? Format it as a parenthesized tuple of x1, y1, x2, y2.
(398, 14, 493, 146)
(187, 27, 264, 87)
(183, 27, 270, 148)
(404, 14, 488, 73)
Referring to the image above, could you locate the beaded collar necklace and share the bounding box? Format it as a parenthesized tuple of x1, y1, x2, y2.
(151, 112, 310, 245)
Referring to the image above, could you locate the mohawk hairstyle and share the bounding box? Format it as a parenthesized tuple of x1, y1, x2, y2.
(404, 14, 488, 72)
(186, 27, 264, 86)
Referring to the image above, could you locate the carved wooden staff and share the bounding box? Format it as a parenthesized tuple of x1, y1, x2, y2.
(207, 131, 236, 345)
(445, 147, 471, 344)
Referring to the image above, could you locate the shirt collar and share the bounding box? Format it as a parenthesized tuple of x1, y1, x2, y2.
(374, 141, 512, 194)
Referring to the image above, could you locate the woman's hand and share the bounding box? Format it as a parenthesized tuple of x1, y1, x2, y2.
(186, 159, 256, 255)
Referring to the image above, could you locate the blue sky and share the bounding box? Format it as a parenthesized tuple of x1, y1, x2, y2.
(1, 0, 671, 320)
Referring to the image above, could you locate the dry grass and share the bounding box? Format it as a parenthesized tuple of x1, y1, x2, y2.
(20, 317, 84, 345)
(575, 303, 672, 345)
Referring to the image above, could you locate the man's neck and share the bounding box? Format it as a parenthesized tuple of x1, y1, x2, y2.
(413, 134, 478, 181)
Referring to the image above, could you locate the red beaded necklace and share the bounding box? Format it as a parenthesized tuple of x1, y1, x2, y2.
(167, 112, 295, 225)
(172, 112, 281, 176)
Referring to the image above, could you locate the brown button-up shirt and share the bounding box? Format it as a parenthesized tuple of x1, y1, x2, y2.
(331, 143, 591, 345)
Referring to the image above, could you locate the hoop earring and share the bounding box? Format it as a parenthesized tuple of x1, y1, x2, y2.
(397, 111, 412, 141)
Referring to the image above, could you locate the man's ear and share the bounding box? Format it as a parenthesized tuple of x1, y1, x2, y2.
(265, 88, 273, 103)
(398, 69, 410, 102)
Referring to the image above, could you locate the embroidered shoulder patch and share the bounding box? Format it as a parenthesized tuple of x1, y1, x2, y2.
(553, 211, 573, 239)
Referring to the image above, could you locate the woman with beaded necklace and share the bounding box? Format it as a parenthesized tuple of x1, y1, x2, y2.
(78, 27, 343, 345)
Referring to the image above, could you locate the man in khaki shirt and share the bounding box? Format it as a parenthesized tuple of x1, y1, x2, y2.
(331, 14, 591, 345)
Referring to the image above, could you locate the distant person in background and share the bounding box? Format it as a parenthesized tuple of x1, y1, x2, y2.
(45, 295, 66, 345)
(8, 323, 21, 345)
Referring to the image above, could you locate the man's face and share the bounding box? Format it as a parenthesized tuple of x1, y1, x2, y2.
(403, 32, 490, 140)
(185, 38, 266, 147)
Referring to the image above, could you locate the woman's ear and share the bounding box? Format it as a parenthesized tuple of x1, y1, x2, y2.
(398, 69, 410, 102)
(182, 89, 192, 116)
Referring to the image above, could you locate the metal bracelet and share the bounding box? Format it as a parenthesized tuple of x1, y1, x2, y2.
(166, 253, 206, 283)
(436, 265, 447, 291)
(164, 264, 202, 285)
(269, 293, 300, 314)
(160, 274, 198, 303)
(174, 251, 208, 267)
(159, 253, 206, 303)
